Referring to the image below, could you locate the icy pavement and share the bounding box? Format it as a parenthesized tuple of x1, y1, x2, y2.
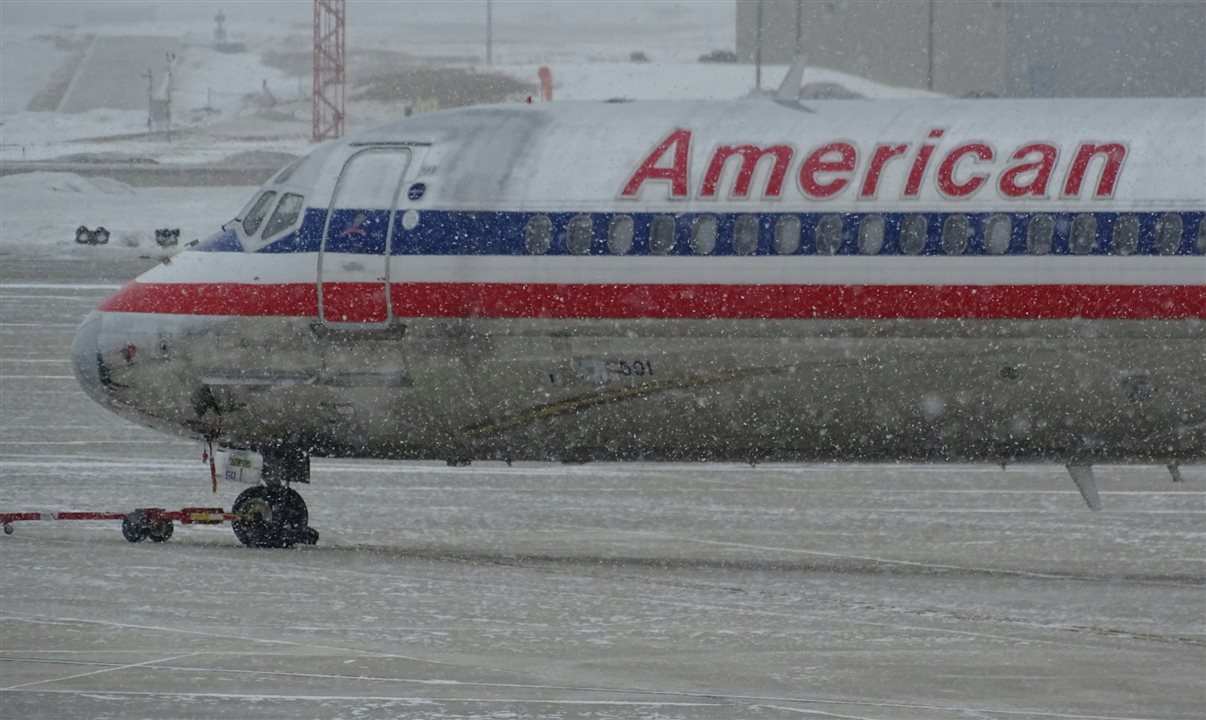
(1, 257, 1204, 719)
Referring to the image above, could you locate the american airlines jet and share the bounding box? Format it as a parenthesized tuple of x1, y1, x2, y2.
(71, 95, 1206, 547)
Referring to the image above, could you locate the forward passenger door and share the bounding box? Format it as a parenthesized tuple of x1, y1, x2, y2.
(319, 147, 412, 326)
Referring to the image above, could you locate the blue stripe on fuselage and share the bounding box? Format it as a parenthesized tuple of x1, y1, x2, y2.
(238, 209, 1204, 257)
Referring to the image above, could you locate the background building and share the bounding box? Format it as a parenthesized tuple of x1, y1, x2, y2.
(736, 0, 1205, 97)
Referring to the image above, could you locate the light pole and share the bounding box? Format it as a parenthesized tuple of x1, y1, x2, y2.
(927, 0, 935, 92)
(755, 0, 763, 91)
(486, 0, 493, 66)
(142, 68, 153, 133)
(795, 0, 803, 56)
(165, 51, 175, 142)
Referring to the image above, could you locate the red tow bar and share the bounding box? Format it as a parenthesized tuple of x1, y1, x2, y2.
(1, 507, 237, 543)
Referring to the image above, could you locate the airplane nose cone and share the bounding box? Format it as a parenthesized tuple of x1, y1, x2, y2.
(71, 311, 109, 406)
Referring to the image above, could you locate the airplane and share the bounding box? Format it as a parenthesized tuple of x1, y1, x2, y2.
(71, 93, 1205, 547)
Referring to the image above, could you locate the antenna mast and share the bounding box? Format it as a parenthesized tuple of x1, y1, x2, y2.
(312, 0, 346, 141)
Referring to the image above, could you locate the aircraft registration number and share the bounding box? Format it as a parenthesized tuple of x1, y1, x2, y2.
(572, 357, 656, 385)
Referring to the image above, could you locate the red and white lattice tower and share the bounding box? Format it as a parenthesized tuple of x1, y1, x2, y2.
(312, 0, 345, 141)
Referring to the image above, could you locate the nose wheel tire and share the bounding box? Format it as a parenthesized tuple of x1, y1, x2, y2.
(231, 485, 318, 548)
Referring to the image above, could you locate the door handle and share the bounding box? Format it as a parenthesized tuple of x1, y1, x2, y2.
(342, 261, 365, 272)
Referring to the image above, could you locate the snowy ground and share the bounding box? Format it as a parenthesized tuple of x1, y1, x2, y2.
(0, 172, 253, 257)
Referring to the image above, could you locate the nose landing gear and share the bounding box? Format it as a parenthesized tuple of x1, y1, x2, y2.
(230, 485, 319, 548)
(225, 445, 320, 548)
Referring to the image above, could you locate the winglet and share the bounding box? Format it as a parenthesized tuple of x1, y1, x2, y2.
(775, 54, 808, 102)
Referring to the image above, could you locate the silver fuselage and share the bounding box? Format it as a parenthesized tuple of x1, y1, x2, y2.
(74, 311, 1205, 464)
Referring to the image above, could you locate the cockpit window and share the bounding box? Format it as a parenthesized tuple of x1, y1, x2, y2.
(261, 193, 305, 240)
(241, 191, 277, 237)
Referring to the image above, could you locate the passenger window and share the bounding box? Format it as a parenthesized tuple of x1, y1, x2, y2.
(608, 215, 634, 255)
(857, 214, 885, 255)
(241, 191, 277, 237)
(900, 215, 927, 255)
(260, 193, 305, 240)
(815, 214, 842, 255)
(1111, 215, 1139, 255)
(566, 214, 593, 255)
(1027, 214, 1054, 255)
(690, 215, 717, 255)
(941, 214, 969, 255)
(902, 214, 926, 254)
(649, 215, 676, 254)
(1155, 213, 1183, 255)
(985, 214, 1011, 255)
(1197, 219, 1206, 254)
(733, 216, 759, 255)
(524, 215, 552, 254)
(1070, 214, 1096, 254)
(774, 215, 801, 255)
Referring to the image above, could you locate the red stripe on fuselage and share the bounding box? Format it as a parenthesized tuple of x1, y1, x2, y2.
(100, 282, 317, 316)
(99, 281, 1206, 320)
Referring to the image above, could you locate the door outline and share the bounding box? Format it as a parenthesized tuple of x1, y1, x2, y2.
(318, 146, 413, 328)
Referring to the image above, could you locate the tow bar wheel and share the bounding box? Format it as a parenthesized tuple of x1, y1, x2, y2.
(121, 510, 150, 542)
(148, 519, 174, 542)
(121, 510, 174, 543)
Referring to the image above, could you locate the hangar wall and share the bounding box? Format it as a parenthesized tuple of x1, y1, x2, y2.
(735, 0, 1205, 98)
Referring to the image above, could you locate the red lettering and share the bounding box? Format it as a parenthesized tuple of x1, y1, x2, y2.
(998, 143, 1058, 198)
(700, 144, 794, 198)
(621, 128, 693, 198)
(798, 142, 857, 198)
(903, 128, 944, 197)
(858, 143, 909, 198)
(1062, 142, 1127, 197)
(936, 142, 994, 197)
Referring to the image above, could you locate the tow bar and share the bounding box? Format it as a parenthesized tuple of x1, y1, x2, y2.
(1, 508, 238, 543)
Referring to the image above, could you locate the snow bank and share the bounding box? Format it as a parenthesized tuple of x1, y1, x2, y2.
(174, 45, 301, 116)
(0, 109, 151, 153)
(498, 62, 936, 101)
(0, 172, 253, 258)
(0, 171, 136, 196)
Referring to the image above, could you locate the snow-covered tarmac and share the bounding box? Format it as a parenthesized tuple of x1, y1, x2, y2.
(0, 257, 1203, 719)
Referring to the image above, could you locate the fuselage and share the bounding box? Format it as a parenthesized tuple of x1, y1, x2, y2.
(73, 98, 1206, 465)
